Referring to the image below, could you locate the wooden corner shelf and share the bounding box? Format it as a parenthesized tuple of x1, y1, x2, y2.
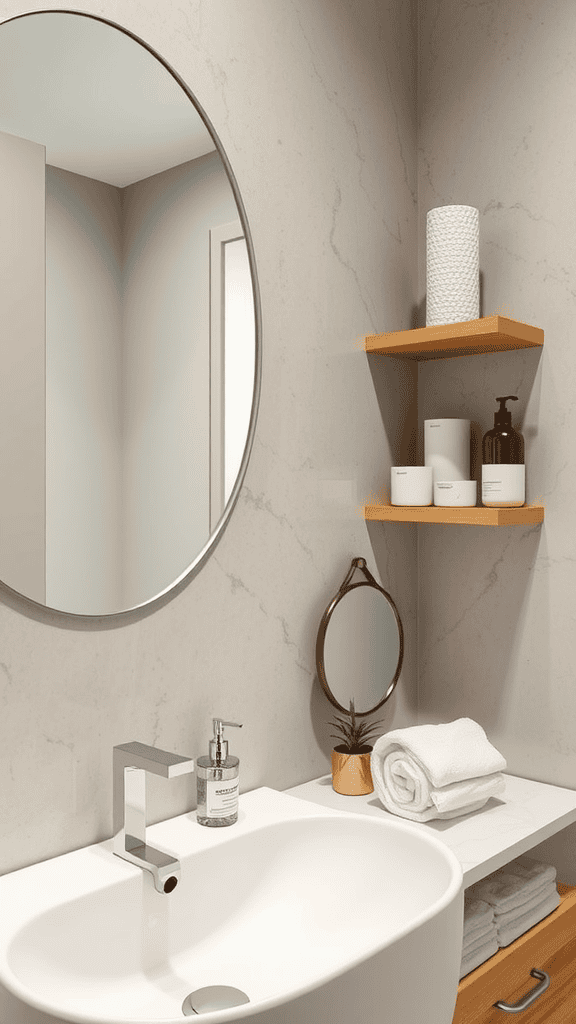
(364, 315, 544, 360)
(362, 315, 544, 527)
(364, 504, 545, 526)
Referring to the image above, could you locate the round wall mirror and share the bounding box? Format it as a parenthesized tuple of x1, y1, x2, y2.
(316, 558, 403, 716)
(0, 11, 260, 616)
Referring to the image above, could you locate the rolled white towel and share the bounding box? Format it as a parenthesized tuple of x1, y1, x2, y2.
(429, 773, 505, 815)
(371, 718, 507, 822)
(374, 718, 507, 787)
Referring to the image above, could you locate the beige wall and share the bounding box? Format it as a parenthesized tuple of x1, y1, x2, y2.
(417, 0, 576, 780)
(0, 0, 418, 874)
(416, 0, 576, 879)
(121, 151, 238, 608)
(0, 130, 45, 605)
(7, 0, 573, 883)
(45, 166, 123, 613)
(45, 153, 238, 613)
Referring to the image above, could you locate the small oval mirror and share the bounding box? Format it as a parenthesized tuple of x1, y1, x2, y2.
(316, 558, 403, 716)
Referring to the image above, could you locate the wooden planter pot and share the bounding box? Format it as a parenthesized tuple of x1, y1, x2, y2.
(331, 744, 374, 795)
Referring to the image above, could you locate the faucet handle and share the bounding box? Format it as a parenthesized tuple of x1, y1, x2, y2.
(114, 741, 194, 778)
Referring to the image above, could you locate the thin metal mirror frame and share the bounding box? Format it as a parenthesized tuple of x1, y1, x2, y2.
(0, 9, 262, 620)
(315, 557, 404, 717)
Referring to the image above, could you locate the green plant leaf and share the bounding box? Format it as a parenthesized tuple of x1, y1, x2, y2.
(328, 700, 384, 754)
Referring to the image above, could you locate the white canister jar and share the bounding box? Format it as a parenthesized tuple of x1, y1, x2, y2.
(434, 480, 477, 507)
(391, 466, 433, 506)
(482, 465, 525, 507)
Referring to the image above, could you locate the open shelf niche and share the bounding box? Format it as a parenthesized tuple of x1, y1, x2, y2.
(363, 316, 544, 527)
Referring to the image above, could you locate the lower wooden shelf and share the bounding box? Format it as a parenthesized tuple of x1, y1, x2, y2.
(453, 882, 576, 1024)
(364, 503, 545, 526)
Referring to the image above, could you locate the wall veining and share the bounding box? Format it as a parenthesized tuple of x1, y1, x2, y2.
(5, 0, 574, 881)
(0, 0, 418, 875)
(417, 0, 576, 800)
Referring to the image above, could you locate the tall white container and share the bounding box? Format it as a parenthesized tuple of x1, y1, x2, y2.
(426, 205, 479, 326)
(425, 419, 470, 482)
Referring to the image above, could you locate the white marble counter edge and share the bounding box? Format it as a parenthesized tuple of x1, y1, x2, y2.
(285, 774, 576, 886)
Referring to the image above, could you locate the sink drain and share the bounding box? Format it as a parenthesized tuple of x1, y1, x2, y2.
(182, 986, 250, 1016)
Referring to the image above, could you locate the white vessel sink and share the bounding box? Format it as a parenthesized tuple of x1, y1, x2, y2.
(0, 787, 463, 1024)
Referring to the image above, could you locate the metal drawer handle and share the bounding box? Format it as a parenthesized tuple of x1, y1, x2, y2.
(494, 968, 550, 1013)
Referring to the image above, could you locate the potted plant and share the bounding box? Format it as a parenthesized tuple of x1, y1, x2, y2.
(329, 701, 383, 795)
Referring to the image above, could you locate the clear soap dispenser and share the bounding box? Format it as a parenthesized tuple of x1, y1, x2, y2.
(196, 719, 242, 827)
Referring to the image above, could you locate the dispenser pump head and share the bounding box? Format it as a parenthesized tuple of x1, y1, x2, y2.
(209, 718, 242, 763)
(494, 395, 518, 429)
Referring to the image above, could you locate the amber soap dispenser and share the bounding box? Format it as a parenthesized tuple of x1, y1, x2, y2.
(482, 395, 525, 507)
(196, 718, 242, 826)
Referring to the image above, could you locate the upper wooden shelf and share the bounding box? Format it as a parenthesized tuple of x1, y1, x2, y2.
(364, 315, 544, 360)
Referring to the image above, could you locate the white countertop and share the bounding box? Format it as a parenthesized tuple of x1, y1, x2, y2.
(286, 774, 576, 886)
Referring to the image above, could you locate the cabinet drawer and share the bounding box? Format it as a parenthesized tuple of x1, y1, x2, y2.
(453, 883, 576, 1024)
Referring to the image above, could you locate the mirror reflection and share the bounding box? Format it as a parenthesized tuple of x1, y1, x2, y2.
(316, 558, 403, 716)
(0, 12, 258, 615)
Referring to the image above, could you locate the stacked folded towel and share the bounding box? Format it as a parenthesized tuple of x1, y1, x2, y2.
(467, 855, 560, 949)
(460, 895, 498, 979)
(370, 718, 507, 822)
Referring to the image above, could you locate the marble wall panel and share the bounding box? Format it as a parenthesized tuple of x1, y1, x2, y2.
(417, 0, 576, 791)
(0, 0, 418, 873)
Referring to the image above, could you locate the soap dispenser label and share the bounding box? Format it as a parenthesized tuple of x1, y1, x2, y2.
(206, 778, 239, 817)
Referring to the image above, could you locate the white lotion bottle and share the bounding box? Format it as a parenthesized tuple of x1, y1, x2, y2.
(196, 719, 242, 826)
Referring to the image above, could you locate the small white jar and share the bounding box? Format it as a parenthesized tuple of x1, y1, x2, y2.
(391, 466, 433, 506)
(434, 480, 477, 507)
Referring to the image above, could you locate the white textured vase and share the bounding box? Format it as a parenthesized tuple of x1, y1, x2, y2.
(426, 205, 479, 326)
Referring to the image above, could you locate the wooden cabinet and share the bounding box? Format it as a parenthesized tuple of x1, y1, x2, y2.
(453, 883, 576, 1023)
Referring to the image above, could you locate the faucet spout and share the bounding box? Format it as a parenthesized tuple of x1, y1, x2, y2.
(113, 741, 194, 893)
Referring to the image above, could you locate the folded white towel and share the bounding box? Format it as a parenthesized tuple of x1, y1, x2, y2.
(463, 923, 497, 957)
(463, 918, 496, 951)
(459, 934, 499, 980)
(463, 895, 494, 939)
(497, 888, 560, 948)
(371, 718, 507, 822)
(494, 881, 557, 927)
(469, 856, 557, 915)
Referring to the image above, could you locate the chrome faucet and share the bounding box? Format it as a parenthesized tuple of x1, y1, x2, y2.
(113, 741, 195, 893)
